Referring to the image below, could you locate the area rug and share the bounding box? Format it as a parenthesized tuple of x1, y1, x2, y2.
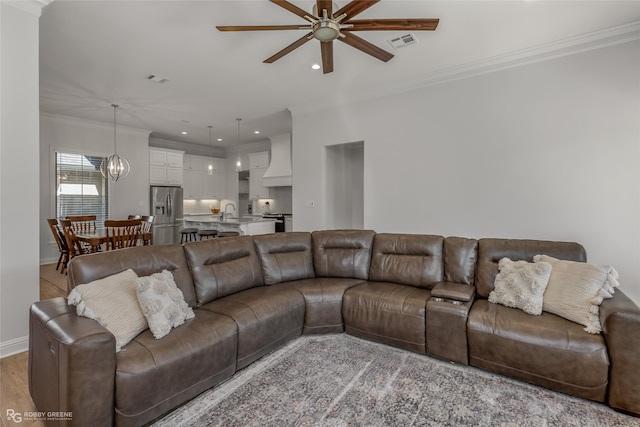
(40, 263, 68, 292)
(152, 334, 637, 427)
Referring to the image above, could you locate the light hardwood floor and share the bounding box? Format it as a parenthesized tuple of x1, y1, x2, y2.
(1, 265, 66, 427)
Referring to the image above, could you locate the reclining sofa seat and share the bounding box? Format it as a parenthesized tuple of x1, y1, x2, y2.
(183, 235, 305, 370)
(30, 244, 239, 427)
(468, 239, 609, 401)
(252, 231, 370, 334)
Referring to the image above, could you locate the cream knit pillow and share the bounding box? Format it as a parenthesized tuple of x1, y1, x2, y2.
(534, 254, 620, 333)
(134, 270, 195, 339)
(67, 269, 148, 352)
(489, 258, 552, 315)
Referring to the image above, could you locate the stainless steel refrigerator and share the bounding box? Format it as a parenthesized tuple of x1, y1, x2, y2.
(150, 186, 183, 245)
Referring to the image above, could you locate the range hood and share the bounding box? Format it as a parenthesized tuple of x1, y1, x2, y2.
(262, 133, 292, 187)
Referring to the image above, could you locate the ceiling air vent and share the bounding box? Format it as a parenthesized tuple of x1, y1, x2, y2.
(388, 33, 418, 50)
(147, 74, 169, 83)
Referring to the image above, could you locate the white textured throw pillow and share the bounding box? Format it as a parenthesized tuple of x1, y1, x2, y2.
(488, 258, 552, 315)
(67, 269, 148, 352)
(134, 270, 195, 339)
(534, 254, 620, 334)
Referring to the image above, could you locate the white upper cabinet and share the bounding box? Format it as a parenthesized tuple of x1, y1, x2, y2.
(149, 148, 184, 186)
(249, 151, 269, 169)
(182, 154, 227, 199)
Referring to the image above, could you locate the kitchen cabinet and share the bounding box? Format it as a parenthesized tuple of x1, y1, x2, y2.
(150, 148, 183, 185)
(183, 155, 227, 199)
(249, 151, 269, 169)
(249, 152, 273, 200)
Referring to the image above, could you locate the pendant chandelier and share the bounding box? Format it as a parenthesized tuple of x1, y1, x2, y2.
(100, 104, 130, 181)
(207, 125, 214, 175)
(235, 118, 242, 172)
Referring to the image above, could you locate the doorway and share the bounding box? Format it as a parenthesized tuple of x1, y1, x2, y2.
(325, 141, 364, 229)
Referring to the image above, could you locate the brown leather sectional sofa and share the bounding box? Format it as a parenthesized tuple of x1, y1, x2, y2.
(29, 230, 640, 426)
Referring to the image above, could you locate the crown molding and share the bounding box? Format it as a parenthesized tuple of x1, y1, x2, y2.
(2, 0, 52, 17)
(290, 21, 640, 117)
(40, 111, 151, 138)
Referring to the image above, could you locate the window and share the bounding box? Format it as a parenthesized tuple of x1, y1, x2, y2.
(56, 152, 109, 223)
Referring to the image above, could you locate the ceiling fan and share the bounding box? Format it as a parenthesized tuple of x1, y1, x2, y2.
(216, 0, 439, 74)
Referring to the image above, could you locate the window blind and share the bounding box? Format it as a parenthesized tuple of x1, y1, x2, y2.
(56, 152, 109, 224)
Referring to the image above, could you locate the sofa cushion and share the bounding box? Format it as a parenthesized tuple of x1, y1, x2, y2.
(183, 236, 264, 305)
(200, 286, 305, 369)
(444, 236, 478, 285)
(277, 277, 365, 334)
(369, 233, 443, 289)
(312, 229, 375, 280)
(67, 243, 197, 307)
(468, 299, 609, 401)
(252, 232, 315, 285)
(343, 281, 431, 353)
(535, 254, 619, 334)
(115, 310, 237, 427)
(476, 238, 586, 299)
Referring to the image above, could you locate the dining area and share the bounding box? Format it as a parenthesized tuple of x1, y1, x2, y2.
(47, 214, 154, 274)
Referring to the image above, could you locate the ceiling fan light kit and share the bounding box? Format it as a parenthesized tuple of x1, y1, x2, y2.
(216, 0, 439, 74)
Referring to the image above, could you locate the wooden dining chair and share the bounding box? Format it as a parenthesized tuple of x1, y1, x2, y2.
(59, 219, 89, 260)
(47, 218, 69, 273)
(66, 215, 97, 233)
(104, 219, 142, 250)
(140, 215, 154, 245)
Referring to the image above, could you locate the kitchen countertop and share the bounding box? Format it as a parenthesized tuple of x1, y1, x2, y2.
(184, 215, 276, 225)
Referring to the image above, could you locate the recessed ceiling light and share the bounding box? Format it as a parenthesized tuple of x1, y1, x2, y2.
(181, 131, 188, 135)
(254, 131, 260, 134)
(311, 64, 321, 70)
(217, 138, 222, 142)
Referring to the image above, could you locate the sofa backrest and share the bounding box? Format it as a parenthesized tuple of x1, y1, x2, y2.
(252, 232, 315, 285)
(67, 243, 197, 307)
(312, 230, 375, 280)
(369, 233, 444, 289)
(444, 236, 478, 286)
(476, 238, 587, 298)
(182, 236, 264, 305)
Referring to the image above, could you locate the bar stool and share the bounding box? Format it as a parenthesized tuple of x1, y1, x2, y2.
(198, 229, 218, 240)
(217, 231, 240, 238)
(180, 228, 198, 243)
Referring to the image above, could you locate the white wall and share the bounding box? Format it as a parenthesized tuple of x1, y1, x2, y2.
(0, 2, 44, 357)
(39, 113, 151, 263)
(292, 40, 640, 305)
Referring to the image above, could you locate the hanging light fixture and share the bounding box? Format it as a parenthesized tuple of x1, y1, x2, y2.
(100, 104, 130, 181)
(207, 125, 214, 175)
(235, 118, 242, 172)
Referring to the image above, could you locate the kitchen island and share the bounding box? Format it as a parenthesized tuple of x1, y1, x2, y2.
(183, 215, 275, 236)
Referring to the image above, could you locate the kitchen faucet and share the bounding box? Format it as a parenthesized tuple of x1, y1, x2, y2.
(221, 203, 236, 221)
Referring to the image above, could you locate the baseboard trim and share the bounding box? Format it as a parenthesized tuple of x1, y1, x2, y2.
(1, 335, 28, 358)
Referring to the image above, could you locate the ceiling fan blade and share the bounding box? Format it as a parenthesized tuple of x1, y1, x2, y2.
(264, 32, 313, 63)
(270, 0, 316, 21)
(217, 25, 309, 32)
(346, 18, 439, 31)
(320, 41, 334, 74)
(339, 31, 394, 62)
(334, 0, 380, 20)
(317, 0, 332, 17)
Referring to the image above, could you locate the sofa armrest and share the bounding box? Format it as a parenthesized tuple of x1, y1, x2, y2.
(29, 298, 116, 427)
(600, 290, 640, 416)
(431, 282, 476, 302)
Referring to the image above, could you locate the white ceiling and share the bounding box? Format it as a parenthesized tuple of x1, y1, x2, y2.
(39, 1, 640, 148)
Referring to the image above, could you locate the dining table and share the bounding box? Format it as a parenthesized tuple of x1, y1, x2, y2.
(75, 229, 153, 253)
